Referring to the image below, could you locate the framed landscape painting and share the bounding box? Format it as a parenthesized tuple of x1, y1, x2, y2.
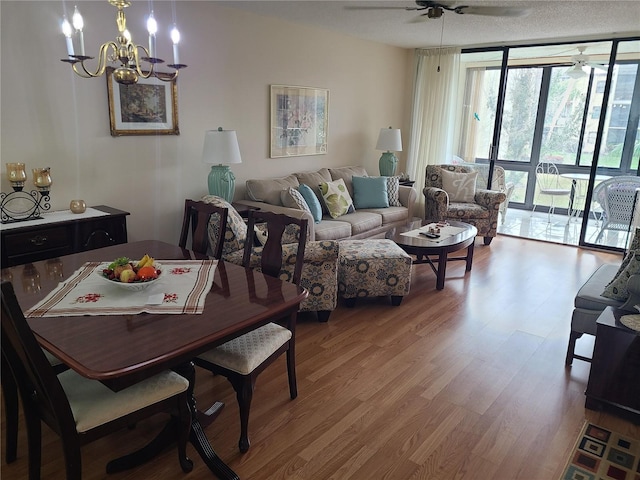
(270, 85, 328, 158)
(106, 67, 179, 136)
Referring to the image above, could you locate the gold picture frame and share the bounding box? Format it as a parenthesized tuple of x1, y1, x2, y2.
(106, 67, 179, 136)
(270, 85, 328, 158)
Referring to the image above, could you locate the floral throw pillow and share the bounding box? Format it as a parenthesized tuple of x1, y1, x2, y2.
(319, 178, 354, 219)
(602, 250, 640, 301)
(201, 194, 247, 257)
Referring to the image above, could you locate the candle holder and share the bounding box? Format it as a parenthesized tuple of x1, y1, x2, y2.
(1, 164, 52, 224)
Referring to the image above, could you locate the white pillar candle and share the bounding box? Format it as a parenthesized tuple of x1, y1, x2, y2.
(171, 26, 181, 64)
(62, 17, 74, 56)
(72, 6, 84, 56)
(147, 13, 157, 58)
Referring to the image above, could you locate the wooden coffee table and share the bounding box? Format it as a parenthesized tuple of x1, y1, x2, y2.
(386, 220, 478, 290)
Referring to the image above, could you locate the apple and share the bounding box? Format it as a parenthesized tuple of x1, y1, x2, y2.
(119, 269, 137, 283)
(114, 263, 133, 279)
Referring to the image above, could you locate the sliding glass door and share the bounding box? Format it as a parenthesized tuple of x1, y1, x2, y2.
(457, 38, 639, 251)
(584, 39, 640, 250)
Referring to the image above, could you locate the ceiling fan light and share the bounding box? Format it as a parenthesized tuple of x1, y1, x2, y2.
(566, 64, 588, 79)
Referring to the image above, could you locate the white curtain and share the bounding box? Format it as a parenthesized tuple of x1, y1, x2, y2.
(406, 47, 461, 217)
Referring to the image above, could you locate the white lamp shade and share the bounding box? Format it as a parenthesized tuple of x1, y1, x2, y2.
(376, 127, 402, 152)
(202, 128, 242, 165)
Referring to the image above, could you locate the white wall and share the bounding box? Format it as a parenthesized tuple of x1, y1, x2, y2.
(1, 1, 412, 243)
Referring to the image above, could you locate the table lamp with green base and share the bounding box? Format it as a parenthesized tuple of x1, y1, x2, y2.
(202, 127, 242, 202)
(376, 126, 402, 177)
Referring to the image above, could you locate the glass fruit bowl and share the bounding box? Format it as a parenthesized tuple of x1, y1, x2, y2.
(97, 262, 163, 291)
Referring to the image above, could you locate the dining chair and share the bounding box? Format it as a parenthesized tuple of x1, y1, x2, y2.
(2, 345, 67, 465)
(531, 161, 571, 222)
(194, 210, 308, 453)
(0, 280, 194, 479)
(178, 199, 228, 258)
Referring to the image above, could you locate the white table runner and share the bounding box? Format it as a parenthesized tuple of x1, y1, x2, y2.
(0, 207, 109, 231)
(25, 260, 217, 317)
(400, 223, 466, 243)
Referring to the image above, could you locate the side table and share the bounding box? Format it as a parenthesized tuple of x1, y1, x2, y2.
(585, 306, 640, 422)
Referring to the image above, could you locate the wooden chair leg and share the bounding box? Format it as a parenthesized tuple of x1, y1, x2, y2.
(286, 345, 298, 400)
(23, 409, 42, 480)
(565, 330, 583, 366)
(61, 437, 83, 480)
(1, 357, 18, 464)
(316, 310, 331, 323)
(230, 376, 255, 453)
(175, 395, 194, 473)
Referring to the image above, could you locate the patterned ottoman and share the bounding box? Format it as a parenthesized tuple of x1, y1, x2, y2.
(338, 239, 412, 307)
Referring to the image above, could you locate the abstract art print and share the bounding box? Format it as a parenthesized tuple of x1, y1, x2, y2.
(270, 85, 328, 158)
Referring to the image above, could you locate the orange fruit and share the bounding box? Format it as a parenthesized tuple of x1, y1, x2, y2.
(137, 265, 158, 280)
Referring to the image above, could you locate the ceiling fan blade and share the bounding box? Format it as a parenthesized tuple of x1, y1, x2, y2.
(457, 6, 530, 17)
(408, 13, 431, 23)
(344, 6, 419, 11)
(587, 62, 608, 71)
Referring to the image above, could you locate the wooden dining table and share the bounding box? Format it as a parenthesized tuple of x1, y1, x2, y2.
(0, 240, 308, 480)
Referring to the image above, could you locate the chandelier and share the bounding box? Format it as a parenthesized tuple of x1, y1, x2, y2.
(60, 0, 186, 85)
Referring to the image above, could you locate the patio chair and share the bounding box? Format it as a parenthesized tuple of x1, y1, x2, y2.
(593, 176, 640, 242)
(531, 161, 571, 222)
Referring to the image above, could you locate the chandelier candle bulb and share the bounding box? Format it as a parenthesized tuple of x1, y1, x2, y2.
(62, 17, 74, 56)
(147, 12, 157, 58)
(72, 6, 85, 56)
(171, 26, 180, 65)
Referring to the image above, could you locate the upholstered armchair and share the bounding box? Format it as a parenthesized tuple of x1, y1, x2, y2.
(424, 165, 506, 245)
(202, 195, 338, 322)
(460, 162, 514, 225)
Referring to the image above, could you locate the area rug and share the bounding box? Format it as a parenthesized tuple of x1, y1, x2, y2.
(561, 422, 640, 480)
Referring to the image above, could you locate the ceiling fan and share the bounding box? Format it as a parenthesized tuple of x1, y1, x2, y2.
(345, 1, 530, 21)
(566, 46, 608, 78)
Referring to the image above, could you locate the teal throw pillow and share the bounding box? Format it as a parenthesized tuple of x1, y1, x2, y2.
(352, 176, 389, 209)
(298, 184, 323, 223)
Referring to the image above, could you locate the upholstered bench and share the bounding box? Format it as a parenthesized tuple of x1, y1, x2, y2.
(338, 239, 412, 307)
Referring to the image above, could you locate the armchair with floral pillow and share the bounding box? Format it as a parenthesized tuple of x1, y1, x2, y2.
(423, 165, 506, 245)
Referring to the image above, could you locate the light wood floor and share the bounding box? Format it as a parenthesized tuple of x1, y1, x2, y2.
(2, 235, 639, 480)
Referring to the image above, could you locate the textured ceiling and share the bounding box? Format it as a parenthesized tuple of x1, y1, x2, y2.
(217, 1, 640, 49)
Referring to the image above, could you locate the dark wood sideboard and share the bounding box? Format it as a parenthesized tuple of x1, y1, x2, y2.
(585, 306, 640, 423)
(1, 205, 129, 268)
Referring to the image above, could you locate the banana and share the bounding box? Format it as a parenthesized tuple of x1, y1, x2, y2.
(143, 256, 155, 268)
(137, 254, 150, 269)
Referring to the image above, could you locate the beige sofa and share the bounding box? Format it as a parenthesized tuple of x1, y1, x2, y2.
(237, 166, 418, 241)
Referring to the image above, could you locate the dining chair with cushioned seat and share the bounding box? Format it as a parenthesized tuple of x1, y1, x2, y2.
(2, 347, 67, 465)
(194, 210, 307, 453)
(179, 199, 228, 258)
(531, 161, 571, 222)
(1, 280, 194, 479)
(201, 194, 338, 322)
